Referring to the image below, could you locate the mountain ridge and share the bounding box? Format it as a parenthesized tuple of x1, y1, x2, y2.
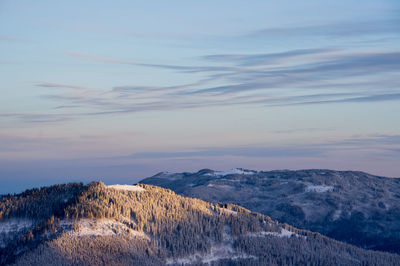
(140, 168, 400, 253)
(1, 181, 399, 265)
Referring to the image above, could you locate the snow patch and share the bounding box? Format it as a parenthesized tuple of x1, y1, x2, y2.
(206, 168, 257, 177)
(278, 228, 297, 238)
(219, 208, 238, 215)
(305, 185, 333, 193)
(0, 219, 33, 234)
(107, 184, 145, 192)
(206, 183, 234, 190)
(332, 209, 342, 220)
(247, 228, 305, 239)
(166, 245, 255, 265)
(62, 219, 149, 240)
(0, 219, 33, 248)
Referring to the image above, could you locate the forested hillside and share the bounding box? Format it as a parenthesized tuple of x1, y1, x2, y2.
(141, 169, 400, 253)
(1, 181, 399, 265)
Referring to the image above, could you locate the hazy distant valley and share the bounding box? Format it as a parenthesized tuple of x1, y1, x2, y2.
(1, 178, 400, 265)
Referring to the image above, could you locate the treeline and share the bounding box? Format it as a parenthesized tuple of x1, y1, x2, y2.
(0, 183, 84, 220)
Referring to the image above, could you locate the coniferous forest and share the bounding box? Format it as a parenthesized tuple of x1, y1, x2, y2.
(0, 182, 399, 265)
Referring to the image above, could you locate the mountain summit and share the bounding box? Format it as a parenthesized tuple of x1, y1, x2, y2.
(141, 168, 400, 253)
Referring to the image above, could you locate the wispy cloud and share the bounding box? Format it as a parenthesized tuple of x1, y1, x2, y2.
(124, 146, 324, 159)
(0, 131, 140, 154)
(320, 134, 400, 147)
(202, 48, 338, 66)
(190, 51, 400, 94)
(3, 47, 399, 123)
(279, 93, 400, 106)
(66, 52, 238, 72)
(248, 19, 400, 39)
(36, 82, 92, 90)
(112, 134, 400, 160)
(272, 127, 335, 134)
(0, 113, 72, 123)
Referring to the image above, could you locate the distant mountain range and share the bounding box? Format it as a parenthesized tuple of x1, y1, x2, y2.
(1, 181, 399, 265)
(140, 168, 400, 254)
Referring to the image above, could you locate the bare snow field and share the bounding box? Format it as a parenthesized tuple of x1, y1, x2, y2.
(107, 185, 145, 192)
(61, 219, 149, 240)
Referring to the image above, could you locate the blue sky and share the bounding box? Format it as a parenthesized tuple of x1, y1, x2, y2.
(1, 1, 400, 193)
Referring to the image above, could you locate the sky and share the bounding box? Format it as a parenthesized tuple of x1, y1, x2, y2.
(1, 0, 400, 194)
